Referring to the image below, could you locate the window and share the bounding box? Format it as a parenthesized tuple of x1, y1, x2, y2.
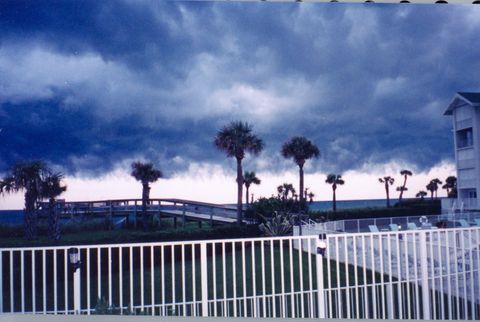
(456, 127, 473, 149)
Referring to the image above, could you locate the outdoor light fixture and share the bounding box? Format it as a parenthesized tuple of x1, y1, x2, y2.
(69, 247, 81, 272)
(317, 234, 327, 256)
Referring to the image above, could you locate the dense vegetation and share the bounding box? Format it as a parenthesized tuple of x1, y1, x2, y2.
(0, 219, 261, 248)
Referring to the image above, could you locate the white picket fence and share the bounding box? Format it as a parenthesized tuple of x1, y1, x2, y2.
(1, 228, 480, 319)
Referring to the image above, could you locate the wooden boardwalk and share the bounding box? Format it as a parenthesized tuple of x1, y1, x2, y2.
(39, 198, 245, 226)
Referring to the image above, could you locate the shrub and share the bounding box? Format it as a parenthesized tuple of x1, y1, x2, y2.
(245, 197, 307, 223)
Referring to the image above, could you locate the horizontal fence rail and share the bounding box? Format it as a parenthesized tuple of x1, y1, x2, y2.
(2, 227, 480, 319)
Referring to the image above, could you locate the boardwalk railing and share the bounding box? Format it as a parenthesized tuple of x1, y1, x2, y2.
(36, 198, 244, 226)
(2, 227, 480, 319)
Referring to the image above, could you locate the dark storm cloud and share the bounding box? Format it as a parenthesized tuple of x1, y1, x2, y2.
(1, 1, 479, 176)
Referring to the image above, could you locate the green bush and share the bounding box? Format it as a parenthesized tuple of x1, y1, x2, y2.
(245, 197, 307, 223)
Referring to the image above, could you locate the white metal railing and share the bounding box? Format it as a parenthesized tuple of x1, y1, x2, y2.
(2, 229, 480, 319)
(300, 213, 480, 234)
(321, 227, 480, 320)
(0, 236, 322, 317)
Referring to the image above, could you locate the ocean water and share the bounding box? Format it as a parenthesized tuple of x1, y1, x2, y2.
(0, 198, 394, 225)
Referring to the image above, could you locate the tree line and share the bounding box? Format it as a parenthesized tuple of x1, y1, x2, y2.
(0, 120, 458, 240)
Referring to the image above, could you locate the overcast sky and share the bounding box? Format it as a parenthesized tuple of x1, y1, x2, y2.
(1, 2, 479, 209)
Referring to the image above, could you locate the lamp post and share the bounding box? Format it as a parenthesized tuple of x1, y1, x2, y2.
(69, 247, 81, 314)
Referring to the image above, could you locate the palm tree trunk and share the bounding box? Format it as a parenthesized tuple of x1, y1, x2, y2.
(399, 175, 407, 202)
(142, 182, 149, 230)
(332, 187, 337, 212)
(386, 184, 390, 207)
(245, 185, 250, 208)
(48, 197, 60, 240)
(236, 158, 243, 224)
(24, 187, 37, 240)
(299, 164, 304, 203)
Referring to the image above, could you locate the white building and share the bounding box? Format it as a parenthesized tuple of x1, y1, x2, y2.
(444, 92, 480, 210)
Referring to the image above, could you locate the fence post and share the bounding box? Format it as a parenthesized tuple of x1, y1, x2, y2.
(316, 237, 326, 318)
(200, 242, 208, 317)
(73, 256, 81, 314)
(419, 231, 431, 320)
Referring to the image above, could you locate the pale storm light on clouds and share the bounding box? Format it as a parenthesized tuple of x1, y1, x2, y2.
(1, 1, 479, 209)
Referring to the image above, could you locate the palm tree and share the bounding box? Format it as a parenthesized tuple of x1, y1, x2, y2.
(431, 178, 442, 198)
(398, 169, 413, 202)
(214, 121, 264, 223)
(378, 176, 395, 207)
(39, 172, 67, 240)
(244, 171, 261, 208)
(0, 160, 48, 239)
(416, 190, 427, 200)
(277, 183, 296, 200)
(443, 176, 457, 198)
(307, 191, 315, 203)
(396, 186, 408, 200)
(281, 136, 320, 203)
(131, 161, 163, 229)
(325, 174, 344, 212)
(426, 180, 439, 200)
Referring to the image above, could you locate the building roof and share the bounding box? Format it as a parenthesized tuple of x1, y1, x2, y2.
(458, 92, 480, 104)
(444, 92, 480, 115)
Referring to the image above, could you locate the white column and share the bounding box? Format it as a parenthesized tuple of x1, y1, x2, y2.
(316, 238, 325, 318)
(419, 231, 431, 320)
(200, 243, 208, 317)
(73, 265, 81, 314)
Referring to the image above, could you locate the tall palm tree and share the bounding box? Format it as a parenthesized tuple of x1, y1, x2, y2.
(398, 169, 413, 202)
(0, 160, 47, 239)
(281, 136, 320, 203)
(243, 171, 261, 208)
(325, 174, 345, 212)
(214, 121, 264, 223)
(416, 190, 427, 200)
(378, 176, 395, 207)
(131, 161, 163, 229)
(39, 172, 67, 240)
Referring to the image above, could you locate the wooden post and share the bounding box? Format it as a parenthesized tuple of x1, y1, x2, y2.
(157, 200, 161, 228)
(134, 200, 138, 229)
(182, 204, 186, 228)
(210, 207, 214, 227)
(106, 201, 113, 230)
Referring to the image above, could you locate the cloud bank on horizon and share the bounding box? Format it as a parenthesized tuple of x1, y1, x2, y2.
(1, 1, 479, 180)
